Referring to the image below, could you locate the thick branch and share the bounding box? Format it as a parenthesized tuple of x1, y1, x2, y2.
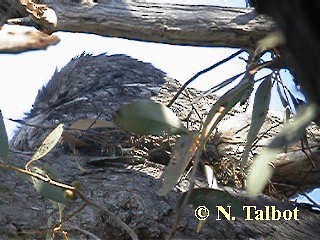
(39, 0, 276, 49)
(0, 25, 60, 53)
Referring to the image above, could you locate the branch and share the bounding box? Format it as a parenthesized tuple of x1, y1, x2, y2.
(34, 0, 276, 49)
(0, 25, 59, 53)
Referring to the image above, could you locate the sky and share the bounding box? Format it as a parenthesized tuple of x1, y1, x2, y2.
(0, 0, 316, 203)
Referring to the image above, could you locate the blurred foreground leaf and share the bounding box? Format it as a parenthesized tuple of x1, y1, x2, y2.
(158, 133, 199, 196)
(247, 104, 316, 197)
(242, 76, 272, 165)
(269, 105, 316, 148)
(247, 148, 278, 197)
(255, 31, 285, 55)
(30, 167, 67, 205)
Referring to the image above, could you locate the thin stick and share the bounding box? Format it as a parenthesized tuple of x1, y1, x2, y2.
(0, 163, 139, 240)
(167, 49, 245, 107)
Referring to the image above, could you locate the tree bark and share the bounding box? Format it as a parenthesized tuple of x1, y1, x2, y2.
(2, 0, 277, 49)
(52, 0, 276, 49)
(0, 0, 25, 27)
(0, 25, 60, 53)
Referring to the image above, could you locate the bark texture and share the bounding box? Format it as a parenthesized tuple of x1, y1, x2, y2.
(1, 0, 277, 49)
(1, 54, 320, 239)
(0, 25, 60, 53)
(0, 0, 25, 27)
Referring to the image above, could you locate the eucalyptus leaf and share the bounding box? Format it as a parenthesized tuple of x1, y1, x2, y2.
(247, 104, 316, 197)
(269, 104, 316, 148)
(247, 148, 278, 197)
(30, 167, 67, 205)
(29, 123, 64, 163)
(0, 111, 9, 163)
(202, 79, 251, 139)
(242, 76, 272, 165)
(158, 133, 199, 196)
(114, 100, 187, 136)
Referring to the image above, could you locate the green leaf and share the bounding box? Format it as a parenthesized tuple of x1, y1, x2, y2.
(242, 76, 272, 165)
(30, 167, 67, 205)
(28, 123, 64, 165)
(0, 111, 9, 163)
(158, 133, 199, 196)
(202, 79, 251, 140)
(247, 104, 316, 197)
(269, 104, 316, 148)
(113, 100, 187, 136)
(180, 188, 246, 218)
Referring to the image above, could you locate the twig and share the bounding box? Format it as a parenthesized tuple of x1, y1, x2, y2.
(74, 189, 139, 240)
(0, 163, 75, 190)
(167, 144, 202, 239)
(8, 118, 56, 129)
(167, 49, 245, 107)
(186, 71, 245, 110)
(63, 203, 88, 223)
(197, 71, 245, 100)
(8, 118, 115, 132)
(300, 136, 317, 169)
(301, 193, 320, 208)
(68, 225, 102, 240)
(0, 162, 139, 240)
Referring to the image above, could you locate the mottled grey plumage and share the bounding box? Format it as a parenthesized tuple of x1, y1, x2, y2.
(31, 53, 165, 116)
(12, 54, 166, 150)
(11, 53, 216, 153)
